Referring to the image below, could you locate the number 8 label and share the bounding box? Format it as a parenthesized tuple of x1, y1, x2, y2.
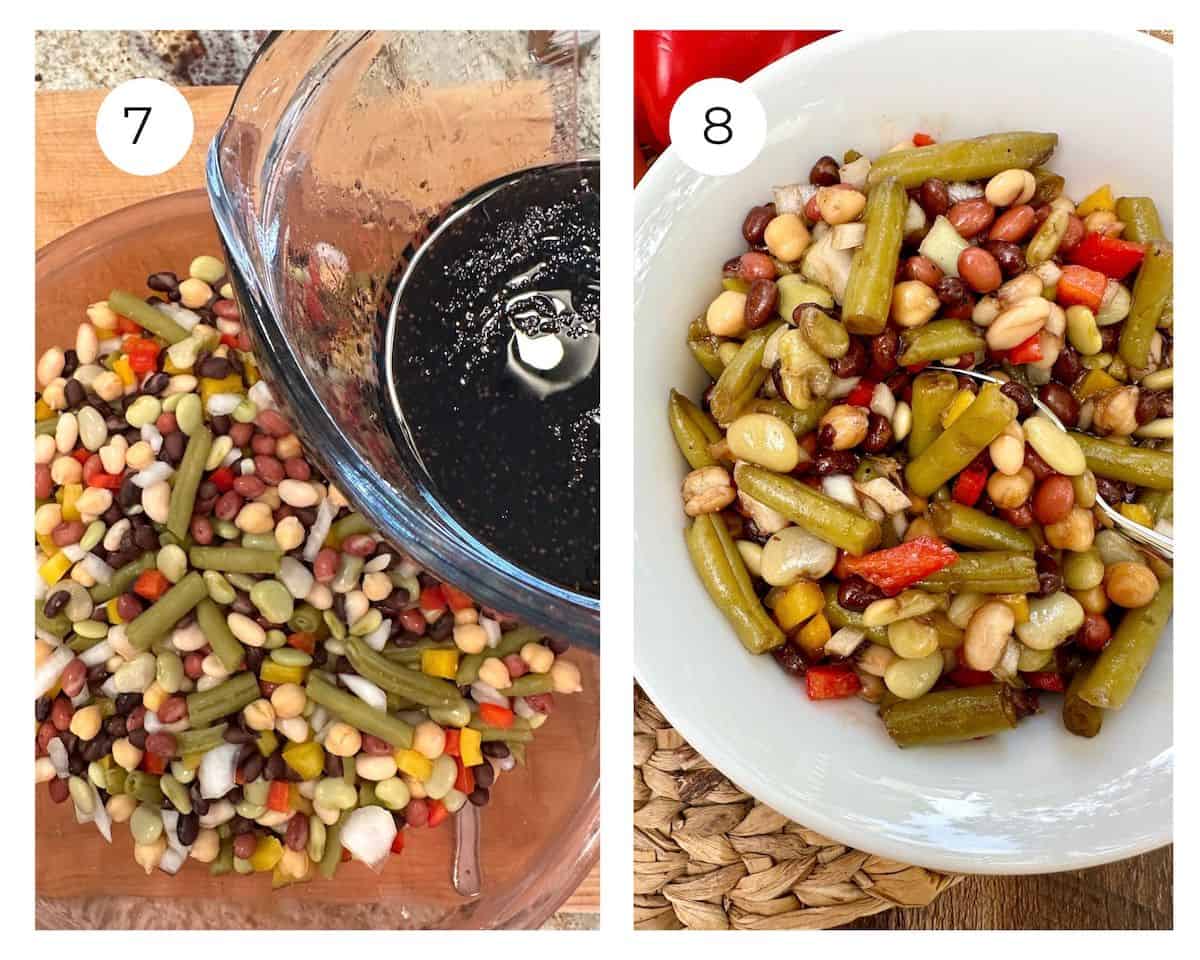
(669, 78, 766, 177)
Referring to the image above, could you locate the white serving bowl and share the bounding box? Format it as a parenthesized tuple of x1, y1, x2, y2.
(634, 30, 1172, 874)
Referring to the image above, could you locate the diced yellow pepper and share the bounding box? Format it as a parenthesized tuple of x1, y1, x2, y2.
(1119, 503, 1153, 527)
(996, 593, 1030, 625)
(243, 358, 260, 386)
(941, 389, 976, 428)
(395, 748, 433, 781)
(61, 483, 83, 522)
(796, 613, 832, 658)
(199, 373, 244, 406)
(1076, 184, 1114, 217)
(773, 579, 824, 632)
(106, 597, 125, 624)
(249, 835, 284, 872)
(721, 277, 751, 294)
(459, 727, 483, 767)
(257, 730, 280, 757)
(422, 648, 460, 680)
(1074, 368, 1121, 401)
(142, 681, 167, 713)
(113, 355, 136, 387)
(35, 398, 53, 420)
(260, 661, 307, 685)
(36, 532, 58, 556)
(282, 740, 325, 780)
(39, 551, 72, 586)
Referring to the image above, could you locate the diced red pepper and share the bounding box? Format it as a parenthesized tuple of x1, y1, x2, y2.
(390, 829, 406, 854)
(87, 471, 124, 490)
(1022, 671, 1066, 693)
(117, 314, 142, 335)
(71, 448, 92, 464)
(133, 569, 170, 601)
(805, 665, 862, 700)
(442, 729, 461, 757)
(948, 667, 996, 687)
(219, 333, 240, 350)
(208, 466, 235, 493)
(905, 360, 931, 374)
(1056, 264, 1108, 311)
(952, 464, 988, 508)
(454, 758, 475, 795)
(478, 702, 515, 729)
(142, 752, 167, 775)
(124, 337, 161, 374)
(267, 779, 291, 813)
(838, 536, 958, 595)
(340, 848, 352, 862)
(418, 585, 447, 614)
(287, 631, 316, 654)
(1006, 332, 1043, 365)
(912, 132, 936, 147)
(440, 583, 475, 612)
(1067, 231, 1145, 280)
(426, 798, 449, 828)
(845, 380, 876, 408)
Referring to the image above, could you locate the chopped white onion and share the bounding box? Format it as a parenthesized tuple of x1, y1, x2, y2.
(497, 754, 516, 773)
(470, 682, 510, 708)
(304, 498, 335, 563)
(221, 447, 241, 467)
(156, 302, 201, 331)
(838, 155, 872, 190)
(91, 783, 113, 842)
(397, 557, 421, 579)
(364, 553, 391, 573)
(772, 182, 816, 216)
(199, 743, 241, 799)
(826, 627, 866, 659)
(821, 474, 859, 509)
(60, 544, 86, 563)
(141, 424, 163, 453)
(362, 619, 390, 652)
(827, 376, 861, 399)
(47, 738, 69, 778)
(340, 805, 397, 872)
(35, 644, 75, 699)
(133, 460, 173, 488)
(159, 847, 187, 874)
(513, 697, 536, 719)
(247, 380, 276, 412)
(339, 674, 387, 712)
(831, 222, 867, 250)
(70, 687, 93, 708)
(206, 393, 242, 416)
(99, 676, 119, 698)
(947, 180, 984, 203)
(480, 617, 501, 648)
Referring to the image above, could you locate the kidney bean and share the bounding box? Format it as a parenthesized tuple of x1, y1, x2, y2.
(983, 240, 1025, 278)
(741, 278, 778, 330)
(1156, 391, 1172, 418)
(158, 696, 188, 724)
(233, 832, 258, 860)
(837, 576, 886, 613)
(934, 276, 970, 309)
(862, 413, 894, 454)
(830, 337, 869, 378)
(48, 777, 70, 804)
(63, 377, 86, 409)
(1134, 389, 1159, 426)
(1000, 502, 1035, 528)
(342, 534, 377, 558)
(189, 515, 214, 546)
(737, 251, 777, 281)
(917, 178, 950, 219)
(59, 658, 87, 698)
(870, 328, 900, 375)
(251, 434, 277, 456)
(1033, 475, 1075, 526)
(313, 548, 339, 583)
(812, 450, 858, 477)
(1024, 445, 1055, 483)
(772, 643, 807, 676)
(256, 409, 292, 438)
(145, 732, 177, 757)
(50, 697, 73, 732)
(1060, 214, 1085, 254)
(113, 593, 142, 624)
(36, 721, 58, 756)
(1035, 552, 1063, 597)
(742, 205, 775, 246)
(232, 474, 266, 499)
(161, 430, 186, 465)
(360, 733, 394, 756)
(900, 255, 943, 288)
(809, 155, 840, 186)
(35, 463, 53, 500)
(525, 692, 555, 715)
(1093, 476, 1128, 506)
(214, 490, 244, 522)
(154, 412, 178, 436)
(254, 455, 285, 485)
(988, 204, 1036, 243)
(1038, 382, 1080, 428)
(1052, 346, 1083, 386)
(114, 693, 141, 716)
(947, 199, 995, 238)
(178, 652, 203, 681)
(957, 247, 1002, 293)
(1074, 612, 1112, 653)
(281, 811, 310, 852)
(229, 421, 254, 449)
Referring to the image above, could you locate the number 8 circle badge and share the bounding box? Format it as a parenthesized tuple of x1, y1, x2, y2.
(668, 77, 767, 177)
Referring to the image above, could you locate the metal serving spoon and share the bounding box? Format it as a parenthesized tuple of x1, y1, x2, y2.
(930, 367, 1174, 562)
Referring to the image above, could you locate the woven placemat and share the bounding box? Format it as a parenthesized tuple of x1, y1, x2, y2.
(634, 686, 961, 930)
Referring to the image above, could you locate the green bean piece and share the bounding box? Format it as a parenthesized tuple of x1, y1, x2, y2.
(841, 178, 907, 335)
(345, 636, 466, 710)
(1062, 670, 1104, 739)
(737, 465, 881, 556)
(195, 598, 245, 673)
(1031, 167, 1065, 204)
(929, 502, 1035, 552)
(67, 633, 101, 653)
(36, 600, 71, 638)
(1025, 207, 1069, 267)
(1114, 197, 1165, 245)
(1118, 244, 1172, 369)
(1070, 433, 1173, 491)
(867, 132, 1059, 189)
(330, 512, 372, 541)
(305, 673, 414, 749)
(36, 416, 59, 437)
(708, 321, 781, 425)
(819, 583, 888, 644)
(386, 640, 457, 668)
(188, 546, 281, 574)
(1137, 488, 1172, 524)
(173, 723, 230, 758)
(745, 397, 830, 438)
(897, 320, 985, 367)
(908, 372, 959, 460)
(125, 571, 208, 651)
(186, 672, 260, 728)
(124, 771, 164, 805)
(1076, 578, 1172, 710)
(499, 673, 555, 697)
(686, 513, 785, 655)
(90, 552, 156, 604)
(289, 602, 325, 635)
(107, 289, 189, 345)
(319, 815, 344, 879)
(905, 383, 1016, 497)
(688, 340, 725, 380)
(668, 388, 723, 469)
(210, 839, 235, 876)
(454, 626, 544, 684)
(918, 551, 1038, 594)
(881, 684, 1020, 748)
(466, 722, 535, 744)
(165, 426, 212, 541)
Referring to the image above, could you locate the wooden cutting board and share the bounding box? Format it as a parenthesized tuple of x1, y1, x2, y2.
(35, 84, 599, 924)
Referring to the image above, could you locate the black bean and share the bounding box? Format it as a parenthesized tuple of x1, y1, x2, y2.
(229, 814, 255, 835)
(196, 356, 232, 380)
(983, 240, 1026, 278)
(223, 725, 256, 745)
(102, 502, 124, 526)
(147, 272, 180, 295)
(812, 450, 858, 477)
(118, 474, 142, 509)
(467, 787, 491, 807)
(105, 715, 128, 738)
(862, 413, 894, 454)
(141, 372, 170, 396)
(127, 727, 147, 750)
(917, 178, 951, 219)
(1038, 383, 1080, 428)
(133, 522, 160, 552)
(547, 636, 570, 655)
(114, 693, 141, 715)
(481, 741, 510, 760)
(264, 752, 286, 781)
(210, 414, 232, 436)
(1135, 389, 1159, 426)
(240, 751, 265, 783)
(870, 328, 900, 375)
(830, 337, 869, 378)
(1052, 345, 1082, 386)
(162, 430, 186, 465)
(68, 752, 87, 776)
(61, 350, 79, 379)
(177, 812, 200, 846)
(35, 696, 52, 722)
(771, 643, 807, 676)
(935, 276, 970, 307)
(837, 576, 886, 612)
(43, 590, 70, 618)
(64, 378, 86, 409)
(999, 380, 1036, 419)
(82, 736, 110, 763)
(473, 762, 496, 789)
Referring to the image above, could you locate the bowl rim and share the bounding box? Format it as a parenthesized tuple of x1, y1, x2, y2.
(634, 29, 1173, 875)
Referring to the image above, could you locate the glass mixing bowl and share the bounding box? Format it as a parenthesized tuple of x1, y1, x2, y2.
(206, 30, 599, 648)
(35, 193, 598, 930)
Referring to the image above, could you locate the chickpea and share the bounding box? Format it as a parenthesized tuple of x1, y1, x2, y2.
(190, 828, 221, 863)
(106, 792, 138, 824)
(69, 705, 102, 741)
(986, 466, 1034, 510)
(763, 213, 812, 261)
(270, 683, 307, 720)
(1103, 562, 1159, 608)
(681, 465, 736, 517)
(1092, 386, 1140, 437)
(704, 290, 748, 338)
(412, 720, 447, 760)
(1043, 507, 1096, 552)
(816, 187, 867, 226)
(1072, 584, 1110, 616)
(818, 404, 869, 451)
(243, 698, 276, 732)
(323, 722, 363, 758)
(112, 737, 144, 772)
(521, 642, 555, 674)
(454, 623, 489, 655)
(362, 571, 393, 602)
(477, 657, 512, 691)
(550, 659, 583, 693)
(890, 280, 940, 328)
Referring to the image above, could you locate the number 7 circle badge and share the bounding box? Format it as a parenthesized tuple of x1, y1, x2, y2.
(669, 77, 767, 177)
(96, 78, 195, 177)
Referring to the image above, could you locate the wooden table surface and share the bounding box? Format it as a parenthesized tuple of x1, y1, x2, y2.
(35, 83, 598, 921)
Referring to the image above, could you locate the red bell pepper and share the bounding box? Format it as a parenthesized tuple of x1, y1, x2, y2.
(133, 569, 170, 601)
(478, 702, 515, 729)
(418, 585, 447, 614)
(454, 758, 475, 795)
(1067, 231, 1145, 280)
(838, 537, 958, 595)
(124, 337, 160, 374)
(952, 464, 988, 508)
(142, 752, 167, 775)
(947, 667, 996, 687)
(426, 798, 449, 828)
(1022, 671, 1066, 693)
(86, 471, 124, 490)
(71, 447, 91, 464)
(912, 132, 936, 147)
(440, 583, 475, 612)
(287, 631, 316, 654)
(846, 380, 876, 408)
(267, 779, 291, 813)
(805, 665, 862, 700)
(1056, 264, 1108, 311)
(219, 333, 240, 350)
(442, 729, 461, 758)
(390, 829, 406, 854)
(208, 466, 235, 493)
(1006, 332, 1043, 365)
